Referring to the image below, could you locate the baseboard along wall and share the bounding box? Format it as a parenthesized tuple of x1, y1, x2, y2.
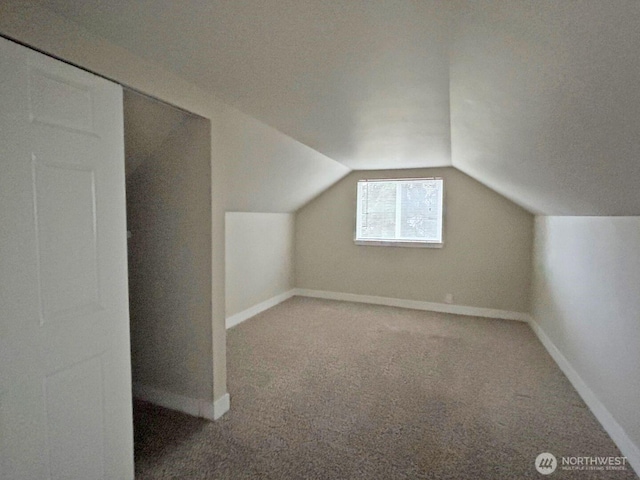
(294, 288, 530, 322)
(226, 289, 297, 329)
(223, 288, 638, 475)
(225, 288, 528, 329)
(528, 319, 640, 476)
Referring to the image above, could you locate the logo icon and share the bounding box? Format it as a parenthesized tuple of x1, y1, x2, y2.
(535, 452, 558, 475)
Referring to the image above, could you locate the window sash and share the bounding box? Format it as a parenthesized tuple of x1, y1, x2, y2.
(355, 178, 443, 245)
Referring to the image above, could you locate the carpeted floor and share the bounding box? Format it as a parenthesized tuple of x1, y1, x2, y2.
(134, 297, 637, 479)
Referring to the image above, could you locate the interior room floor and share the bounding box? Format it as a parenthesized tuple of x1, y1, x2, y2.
(134, 297, 636, 479)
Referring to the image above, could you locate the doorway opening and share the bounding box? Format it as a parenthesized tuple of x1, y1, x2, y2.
(122, 88, 213, 467)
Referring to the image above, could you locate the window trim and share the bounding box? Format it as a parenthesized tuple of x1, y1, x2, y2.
(354, 177, 444, 248)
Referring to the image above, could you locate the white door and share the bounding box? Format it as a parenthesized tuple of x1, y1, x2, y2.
(0, 38, 134, 479)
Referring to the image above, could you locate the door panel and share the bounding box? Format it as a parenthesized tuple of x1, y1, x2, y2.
(0, 38, 134, 479)
(44, 354, 105, 480)
(34, 159, 102, 322)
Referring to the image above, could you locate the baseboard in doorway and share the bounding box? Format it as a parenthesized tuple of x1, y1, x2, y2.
(133, 383, 229, 421)
(213, 393, 230, 420)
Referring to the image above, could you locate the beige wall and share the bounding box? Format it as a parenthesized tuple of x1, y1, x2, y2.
(296, 167, 533, 313)
(225, 213, 295, 317)
(532, 216, 640, 464)
(127, 115, 212, 401)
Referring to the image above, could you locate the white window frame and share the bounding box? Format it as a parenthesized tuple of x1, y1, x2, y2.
(354, 177, 444, 248)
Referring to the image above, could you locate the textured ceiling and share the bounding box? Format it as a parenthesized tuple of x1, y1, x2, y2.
(34, 0, 640, 215)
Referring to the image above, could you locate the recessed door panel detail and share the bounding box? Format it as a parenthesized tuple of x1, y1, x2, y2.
(33, 156, 102, 324)
(28, 67, 95, 135)
(44, 354, 105, 480)
(2, 37, 133, 479)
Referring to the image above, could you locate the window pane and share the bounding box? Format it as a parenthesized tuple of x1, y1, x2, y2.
(400, 180, 441, 241)
(356, 178, 443, 245)
(359, 182, 396, 238)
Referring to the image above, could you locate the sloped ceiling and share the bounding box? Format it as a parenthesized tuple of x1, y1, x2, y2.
(450, 1, 640, 215)
(219, 102, 350, 212)
(32, 0, 640, 215)
(34, 0, 453, 173)
(124, 87, 349, 213)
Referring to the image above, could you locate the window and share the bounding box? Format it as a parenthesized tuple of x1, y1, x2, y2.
(355, 177, 444, 247)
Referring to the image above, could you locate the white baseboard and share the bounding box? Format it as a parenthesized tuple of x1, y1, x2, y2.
(293, 289, 530, 322)
(222, 287, 639, 475)
(226, 289, 296, 329)
(529, 319, 640, 476)
(132, 383, 229, 421)
(213, 392, 231, 420)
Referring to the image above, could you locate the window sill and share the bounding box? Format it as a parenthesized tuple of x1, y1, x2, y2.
(354, 240, 443, 249)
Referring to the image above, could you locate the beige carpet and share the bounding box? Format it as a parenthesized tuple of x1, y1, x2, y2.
(134, 297, 637, 479)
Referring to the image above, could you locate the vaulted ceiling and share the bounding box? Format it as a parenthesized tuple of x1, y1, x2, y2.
(33, 0, 640, 215)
